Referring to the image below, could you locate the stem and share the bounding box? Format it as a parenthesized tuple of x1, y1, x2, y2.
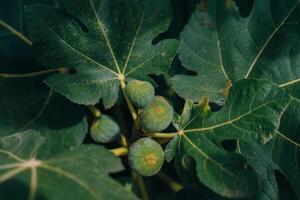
(132, 170, 148, 200)
(236, 140, 241, 153)
(87, 105, 102, 118)
(145, 132, 178, 138)
(0, 68, 69, 78)
(110, 147, 128, 157)
(155, 138, 173, 145)
(120, 134, 128, 147)
(156, 172, 183, 192)
(0, 19, 32, 46)
(120, 80, 138, 127)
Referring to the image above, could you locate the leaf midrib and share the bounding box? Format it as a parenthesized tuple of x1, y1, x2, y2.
(48, 27, 119, 77)
(122, 0, 148, 75)
(182, 98, 280, 134)
(244, 1, 300, 78)
(88, 0, 122, 75)
(213, 1, 300, 85)
(276, 130, 300, 147)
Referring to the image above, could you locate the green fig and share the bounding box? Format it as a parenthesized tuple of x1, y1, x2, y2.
(140, 96, 174, 132)
(128, 138, 164, 176)
(90, 115, 120, 143)
(126, 80, 155, 108)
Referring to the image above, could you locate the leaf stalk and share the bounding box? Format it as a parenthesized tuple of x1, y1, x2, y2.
(120, 80, 139, 127)
(156, 172, 183, 192)
(132, 170, 149, 200)
(0, 19, 33, 46)
(145, 132, 178, 138)
(0, 68, 69, 78)
(87, 105, 102, 118)
(110, 147, 128, 157)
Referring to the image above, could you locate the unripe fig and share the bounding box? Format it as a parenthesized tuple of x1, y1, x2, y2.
(90, 115, 120, 143)
(128, 138, 164, 176)
(140, 96, 174, 132)
(126, 80, 155, 108)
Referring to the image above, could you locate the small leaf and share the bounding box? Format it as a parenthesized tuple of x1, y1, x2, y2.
(173, 0, 300, 103)
(0, 130, 138, 200)
(25, 0, 179, 108)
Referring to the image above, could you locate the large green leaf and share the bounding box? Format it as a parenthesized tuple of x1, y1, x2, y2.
(0, 0, 88, 157)
(240, 100, 300, 200)
(25, 0, 179, 108)
(0, 130, 138, 200)
(171, 79, 291, 198)
(172, 0, 300, 103)
(0, 77, 88, 158)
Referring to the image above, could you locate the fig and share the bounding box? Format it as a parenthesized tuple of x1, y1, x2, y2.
(90, 115, 120, 143)
(140, 96, 174, 132)
(126, 80, 155, 108)
(128, 138, 164, 176)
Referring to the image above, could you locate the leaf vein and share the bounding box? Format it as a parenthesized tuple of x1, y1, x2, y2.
(244, 1, 300, 78)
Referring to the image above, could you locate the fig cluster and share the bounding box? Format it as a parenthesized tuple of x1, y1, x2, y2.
(90, 79, 175, 177)
(126, 79, 175, 176)
(126, 79, 174, 133)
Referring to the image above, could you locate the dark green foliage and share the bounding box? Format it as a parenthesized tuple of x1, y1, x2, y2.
(0, 130, 138, 200)
(1, 0, 300, 199)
